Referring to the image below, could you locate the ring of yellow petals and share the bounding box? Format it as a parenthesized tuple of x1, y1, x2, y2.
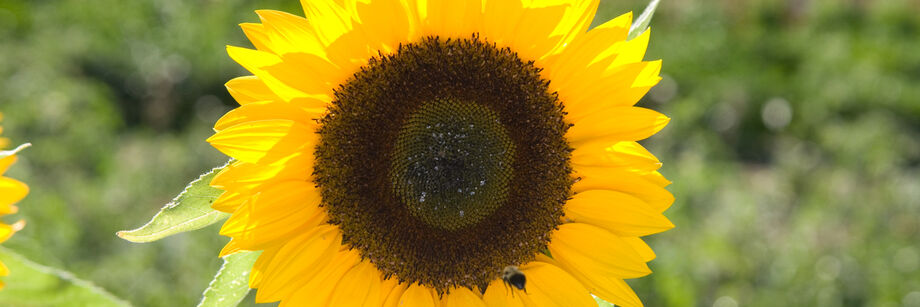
(0, 113, 29, 291)
(208, 1, 674, 306)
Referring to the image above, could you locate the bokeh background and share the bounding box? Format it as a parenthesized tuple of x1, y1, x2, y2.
(1, 0, 919, 306)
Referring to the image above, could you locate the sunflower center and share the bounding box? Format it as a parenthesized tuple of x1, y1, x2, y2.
(391, 99, 515, 231)
(314, 35, 572, 293)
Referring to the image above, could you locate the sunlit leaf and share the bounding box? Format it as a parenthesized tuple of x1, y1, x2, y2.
(117, 162, 230, 243)
(594, 295, 616, 307)
(197, 251, 260, 307)
(628, 0, 660, 40)
(0, 143, 31, 160)
(0, 247, 130, 306)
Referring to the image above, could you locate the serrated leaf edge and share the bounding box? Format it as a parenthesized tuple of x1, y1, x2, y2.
(116, 161, 231, 243)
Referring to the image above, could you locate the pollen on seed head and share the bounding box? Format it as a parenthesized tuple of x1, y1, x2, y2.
(390, 98, 515, 231)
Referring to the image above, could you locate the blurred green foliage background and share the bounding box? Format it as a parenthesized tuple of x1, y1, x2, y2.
(1, 0, 918, 306)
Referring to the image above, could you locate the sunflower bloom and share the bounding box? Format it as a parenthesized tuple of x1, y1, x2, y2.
(209, 1, 673, 305)
(0, 113, 29, 290)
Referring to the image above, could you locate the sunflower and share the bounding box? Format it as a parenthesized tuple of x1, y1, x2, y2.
(0, 112, 29, 290)
(208, 0, 673, 305)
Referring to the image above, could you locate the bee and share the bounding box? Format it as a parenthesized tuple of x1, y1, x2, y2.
(502, 265, 527, 293)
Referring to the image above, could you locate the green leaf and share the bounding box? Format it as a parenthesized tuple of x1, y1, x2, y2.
(594, 295, 616, 307)
(117, 162, 230, 243)
(628, 0, 661, 40)
(197, 251, 260, 307)
(0, 143, 31, 160)
(0, 247, 131, 307)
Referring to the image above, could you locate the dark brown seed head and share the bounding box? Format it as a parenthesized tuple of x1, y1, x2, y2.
(313, 35, 572, 293)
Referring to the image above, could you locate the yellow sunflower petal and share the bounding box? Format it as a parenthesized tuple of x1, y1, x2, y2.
(0, 221, 24, 245)
(622, 237, 656, 262)
(206, 119, 316, 164)
(566, 107, 669, 145)
(218, 239, 245, 258)
(399, 283, 437, 306)
(299, 0, 353, 47)
(354, 0, 417, 52)
(610, 28, 651, 68)
(586, 61, 661, 112)
(209, 152, 314, 213)
(571, 141, 661, 172)
(256, 226, 346, 303)
(225, 76, 282, 106)
(0, 155, 16, 174)
(482, 278, 525, 307)
(247, 240, 279, 291)
(541, 12, 662, 119)
(220, 181, 324, 249)
(250, 225, 337, 282)
(638, 170, 671, 187)
(539, 0, 601, 54)
(265, 52, 347, 98)
(518, 261, 595, 307)
(210, 160, 253, 190)
(255, 9, 325, 56)
(441, 286, 485, 307)
(240, 23, 277, 54)
(288, 97, 331, 115)
(418, 0, 482, 38)
(257, 7, 367, 73)
(632, 59, 664, 88)
(565, 190, 674, 236)
(211, 190, 249, 213)
(482, 0, 569, 61)
(211, 154, 313, 193)
(549, 223, 650, 279)
(601, 278, 644, 307)
(562, 60, 662, 121)
(480, 0, 526, 49)
(323, 31, 378, 78)
(379, 276, 400, 303)
(276, 249, 358, 306)
(0, 177, 28, 206)
(383, 283, 409, 307)
(510, 5, 569, 61)
(0, 224, 15, 243)
(327, 261, 383, 306)
(226, 46, 310, 102)
(0, 203, 17, 216)
(541, 12, 632, 86)
(214, 101, 319, 131)
(557, 264, 644, 307)
(249, 244, 280, 289)
(573, 167, 674, 212)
